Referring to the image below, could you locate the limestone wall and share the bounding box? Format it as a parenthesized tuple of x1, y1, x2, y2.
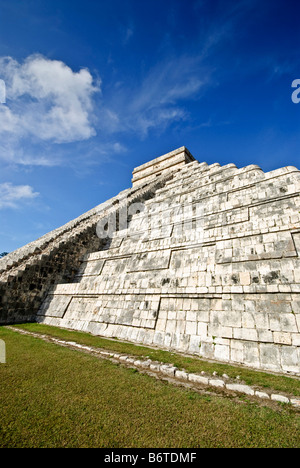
(37, 154, 300, 375)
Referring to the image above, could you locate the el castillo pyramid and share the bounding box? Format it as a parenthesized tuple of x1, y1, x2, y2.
(1, 146, 300, 375)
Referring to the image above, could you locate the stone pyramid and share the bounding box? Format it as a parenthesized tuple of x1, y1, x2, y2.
(1, 147, 300, 375)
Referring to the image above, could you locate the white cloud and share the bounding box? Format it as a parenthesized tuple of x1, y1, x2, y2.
(0, 54, 100, 144)
(0, 52, 210, 164)
(0, 182, 39, 209)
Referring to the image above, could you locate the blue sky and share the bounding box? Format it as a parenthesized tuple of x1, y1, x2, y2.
(0, 0, 299, 253)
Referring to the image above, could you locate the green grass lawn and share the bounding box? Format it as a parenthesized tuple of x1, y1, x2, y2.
(0, 325, 299, 448)
(12, 322, 300, 397)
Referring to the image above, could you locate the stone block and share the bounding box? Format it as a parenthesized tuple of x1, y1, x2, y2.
(255, 391, 270, 400)
(221, 310, 242, 328)
(188, 373, 209, 385)
(243, 341, 260, 368)
(292, 333, 300, 346)
(260, 343, 281, 371)
(160, 365, 177, 377)
(197, 321, 208, 338)
(226, 383, 254, 396)
(242, 312, 255, 329)
(273, 332, 292, 345)
(290, 398, 300, 407)
(189, 334, 201, 353)
(280, 346, 300, 373)
(271, 394, 290, 404)
(233, 327, 258, 342)
(239, 272, 251, 286)
(257, 329, 273, 343)
(214, 344, 230, 361)
(175, 369, 189, 380)
(185, 320, 197, 335)
(208, 378, 225, 388)
(165, 319, 177, 333)
(230, 340, 244, 364)
(280, 313, 298, 333)
(150, 362, 161, 372)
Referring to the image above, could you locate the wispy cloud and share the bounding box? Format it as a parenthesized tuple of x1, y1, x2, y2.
(130, 57, 205, 111)
(123, 25, 134, 45)
(99, 1, 259, 139)
(0, 182, 39, 209)
(100, 54, 210, 138)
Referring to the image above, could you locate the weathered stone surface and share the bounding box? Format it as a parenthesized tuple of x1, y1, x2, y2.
(226, 383, 255, 396)
(208, 378, 225, 388)
(1, 146, 300, 376)
(255, 391, 270, 400)
(160, 365, 177, 377)
(270, 394, 290, 404)
(175, 369, 189, 380)
(188, 373, 209, 385)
